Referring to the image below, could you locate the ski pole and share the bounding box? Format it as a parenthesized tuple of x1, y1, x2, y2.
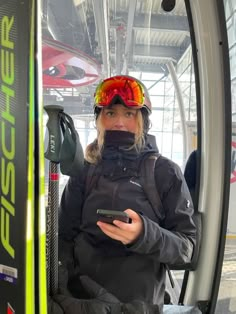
(44, 105, 64, 296)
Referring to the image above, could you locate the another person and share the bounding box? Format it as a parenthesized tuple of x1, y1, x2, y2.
(55, 75, 196, 313)
(184, 149, 199, 209)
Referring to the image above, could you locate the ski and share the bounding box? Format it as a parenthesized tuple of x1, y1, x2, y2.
(0, 0, 47, 313)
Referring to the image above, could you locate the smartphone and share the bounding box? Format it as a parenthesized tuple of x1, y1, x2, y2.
(97, 209, 132, 224)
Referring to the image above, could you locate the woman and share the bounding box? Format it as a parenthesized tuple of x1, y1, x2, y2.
(56, 75, 196, 313)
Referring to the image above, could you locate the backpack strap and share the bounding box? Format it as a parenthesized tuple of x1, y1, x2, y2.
(140, 152, 175, 288)
(139, 153, 163, 220)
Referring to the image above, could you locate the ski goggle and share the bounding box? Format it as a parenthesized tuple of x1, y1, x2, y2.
(94, 76, 149, 109)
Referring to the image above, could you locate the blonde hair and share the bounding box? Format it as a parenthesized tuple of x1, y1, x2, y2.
(85, 109, 145, 164)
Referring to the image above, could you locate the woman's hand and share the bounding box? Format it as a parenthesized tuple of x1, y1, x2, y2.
(97, 209, 143, 245)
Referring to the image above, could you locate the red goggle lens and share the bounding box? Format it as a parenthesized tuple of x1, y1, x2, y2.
(94, 76, 145, 108)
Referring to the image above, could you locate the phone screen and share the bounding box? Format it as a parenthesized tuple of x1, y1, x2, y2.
(97, 209, 132, 224)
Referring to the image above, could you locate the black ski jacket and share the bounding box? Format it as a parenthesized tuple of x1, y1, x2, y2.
(58, 131, 196, 313)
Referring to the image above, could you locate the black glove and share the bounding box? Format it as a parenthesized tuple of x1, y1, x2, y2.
(79, 275, 119, 302)
(78, 275, 160, 313)
(50, 275, 160, 314)
(57, 261, 72, 297)
(51, 275, 121, 314)
(48, 295, 64, 314)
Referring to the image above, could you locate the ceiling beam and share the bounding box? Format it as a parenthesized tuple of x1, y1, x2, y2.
(111, 12, 189, 33)
(135, 43, 187, 60)
(129, 63, 168, 73)
(122, 0, 137, 74)
(92, 0, 110, 77)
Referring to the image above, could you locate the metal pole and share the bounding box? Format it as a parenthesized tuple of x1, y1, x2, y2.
(167, 61, 189, 162)
(44, 105, 63, 295)
(48, 162, 60, 295)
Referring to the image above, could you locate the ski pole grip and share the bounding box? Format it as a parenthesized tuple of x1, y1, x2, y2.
(44, 105, 64, 162)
